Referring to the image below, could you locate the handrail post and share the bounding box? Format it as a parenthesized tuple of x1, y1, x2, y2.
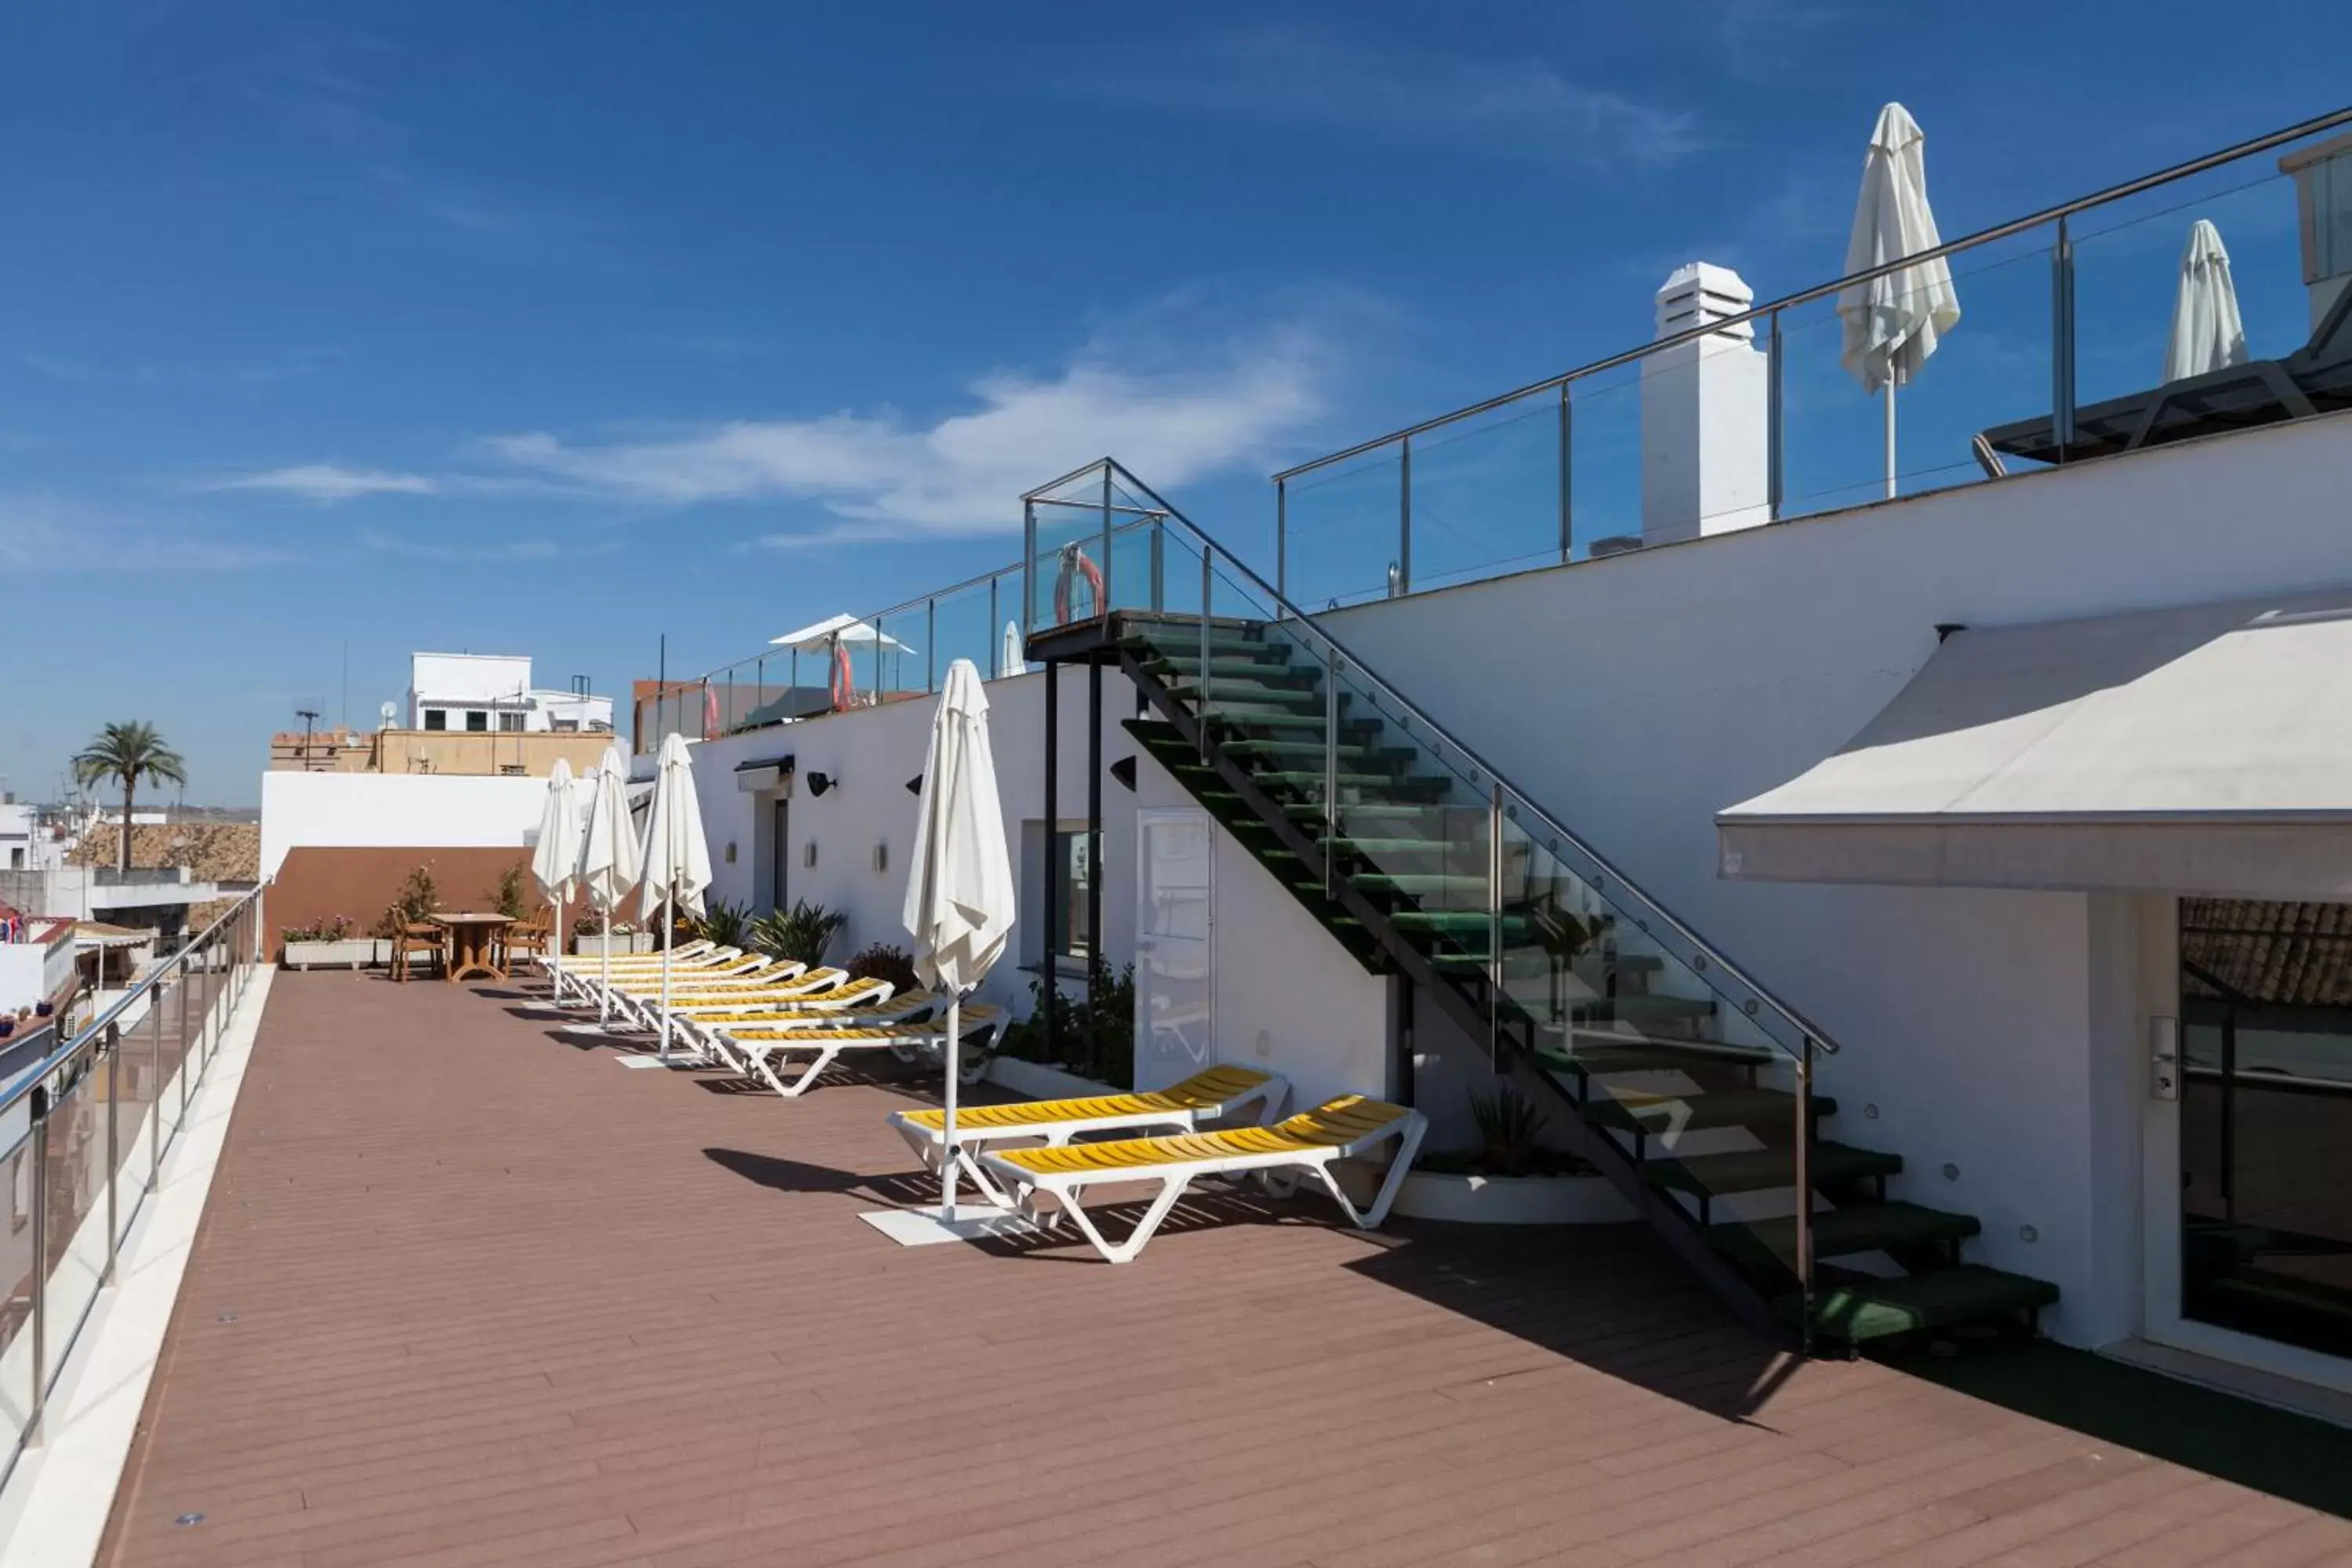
(177, 963, 190, 1117)
(1149, 519, 1164, 612)
(28, 1108, 48, 1446)
(1197, 547, 1213, 761)
(148, 982, 162, 1191)
(103, 1023, 120, 1286)
(1796, 1035, 1817, 1357)
(2053, 216, 2076, 465)
(1396, 437, 1413, 597)
(1098, 465, 1115, 624)
(1488, 783, 1504, 1062)
(1323, 653, 1341, 895)
(1557, 383, 1573, 563)
(987, 575, 1000, 678)
(1276, 478, 1288, 601)
(1766, 309, 1785, 522)
(1022, 499, 1037, 643)
(927, 597, 938, 694)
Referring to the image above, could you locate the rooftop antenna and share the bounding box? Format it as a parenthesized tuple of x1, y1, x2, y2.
(296, 707, 321, 772)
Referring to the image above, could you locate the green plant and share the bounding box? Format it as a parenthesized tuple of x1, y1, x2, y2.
(998, 960, 1135, 1089)
(284, 915, 354, 943)
(847, 942, 920, 994)
(572, 906, 605, 937)
(750, 899, 848, 966)
(1467, 1083, 1548, 1178)
(372, 865, 441, 938)
(695, 898, 751, 949)
(490, 864, 529, 920)
(71, 720, 187, 873)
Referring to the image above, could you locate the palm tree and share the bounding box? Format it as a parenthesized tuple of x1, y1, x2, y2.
(72, 722, 187, 873)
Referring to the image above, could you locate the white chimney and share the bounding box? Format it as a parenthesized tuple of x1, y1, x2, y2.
(1641, 262, 1770, 546)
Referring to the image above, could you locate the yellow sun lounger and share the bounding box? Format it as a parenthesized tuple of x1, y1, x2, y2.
(886, 1064, 1288, 1205)
(718, 1003, 1008, 1098)
(554, 940, 729, 1000)
(600, 960, 819, 1028)
(979, 1095, 1426, 1264)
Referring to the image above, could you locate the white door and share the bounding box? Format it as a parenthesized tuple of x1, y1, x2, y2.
(1134, 808, 1213, 1092)
(2141, 895, 2352, 1396)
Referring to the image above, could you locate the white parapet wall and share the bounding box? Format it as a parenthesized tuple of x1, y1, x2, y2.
(259, 771, 554, 879)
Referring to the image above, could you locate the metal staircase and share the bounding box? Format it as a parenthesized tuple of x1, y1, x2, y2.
(1025, 460, 2058, 1353)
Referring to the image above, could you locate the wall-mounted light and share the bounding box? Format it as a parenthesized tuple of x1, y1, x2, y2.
(904, 774, 923, 796)
(873, 840, 888, 874)
(808, 771, 837, 797)
(1109, 757, 1138, 792)
(724, 841, 737, 864)
(804, 840, 818, 868)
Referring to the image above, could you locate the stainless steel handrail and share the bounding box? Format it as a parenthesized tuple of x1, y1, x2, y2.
(1273, 105, 2352, 483)
(0, 882, 267, 1119)
(1094, 456, 1843, 1059)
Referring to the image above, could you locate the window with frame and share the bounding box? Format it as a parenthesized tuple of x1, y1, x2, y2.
(465, 710, 489, 732)
(422, 709, 448, 731)
(497, 712, 524, 732)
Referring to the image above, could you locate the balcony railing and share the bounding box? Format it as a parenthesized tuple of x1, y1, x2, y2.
(1270, 108, 2352, 610)
(0, 885, 265, 1488)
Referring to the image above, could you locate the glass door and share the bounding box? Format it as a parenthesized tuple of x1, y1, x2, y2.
(2176, 898, 2352, 1363)
(769, 797, 790, 913)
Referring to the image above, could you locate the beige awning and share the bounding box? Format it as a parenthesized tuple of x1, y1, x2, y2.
(1716, 590, 2352, 897)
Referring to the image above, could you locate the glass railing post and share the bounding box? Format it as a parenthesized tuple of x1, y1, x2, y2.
(1796, 1034, 1817, 1357)
(1396, 437, 1413, 596)
(1022, 499, 1037, 634)
(1323, 652, 1340, 894)
(1196, 550, 1212, 761)
(27, 1108, 46, 1445)
(147, 990, 162, 1192)
(1276, 478, 1288, 601)
(1149, 520, 1164, 612)
(1098, 467, 1115, 626)
(987, 576, 1000, 677)
(927, 597, 938, 693)
(2053, 216, 2076, 465)
(1766, 310, 1785, 522)
(1557, 383, 1573, 563)
(177, 964, 190, 1116)
(103, 1023, 120, 1287)
(1488, 784, 1504, 1062)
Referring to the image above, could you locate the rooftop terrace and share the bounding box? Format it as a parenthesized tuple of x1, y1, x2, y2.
(67, 971, 2352, 1567)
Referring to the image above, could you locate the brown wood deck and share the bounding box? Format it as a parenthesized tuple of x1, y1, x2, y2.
(96, 972, 2352, 1568)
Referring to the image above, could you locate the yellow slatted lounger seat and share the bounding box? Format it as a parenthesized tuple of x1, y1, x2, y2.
(601, 962, 840, 1029)
(886, 1065, 1288, 1205)
(668, 978, 909, 1065)
(717, 1002, 1008, 1098)
(979, 1095, 1427, 1264)
(571, 949, 780, 1015)
(554, 940, 728, 1001)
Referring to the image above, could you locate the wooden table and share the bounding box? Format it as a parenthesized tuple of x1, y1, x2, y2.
(431, 913, 515, 983)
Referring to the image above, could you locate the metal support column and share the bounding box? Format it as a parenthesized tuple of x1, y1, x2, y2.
(1766, 310, 1785, 521)
(1396, 436, 1413, 597)
(1557, 383, 1573, 562)
(1041, 659, 1061, 1069)
(1086, 659, 1105, 1080)
(2053, 216, 2077, 465)
(1795, 1035, 1817, 1357)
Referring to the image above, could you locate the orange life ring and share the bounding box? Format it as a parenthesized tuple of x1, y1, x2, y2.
(829, 640, 855, 713)
(1054, 545, 1105, 625)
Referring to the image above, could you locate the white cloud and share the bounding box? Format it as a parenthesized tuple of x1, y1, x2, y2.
(0, 495, 297, 572)
(1101, 27, 1700, 167)
(357, 529, 568, 562)
(481, 318, 1334, 532)
(205, 464, 441, 503)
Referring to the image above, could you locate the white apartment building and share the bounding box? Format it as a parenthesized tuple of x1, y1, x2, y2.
(405, 652, 613, 735)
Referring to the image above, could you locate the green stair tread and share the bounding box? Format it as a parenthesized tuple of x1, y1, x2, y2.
(1786, 1264, 2061, 1342)
(1583, 1087, 1835, 1134)
(1718, 1201, 1982, 1262)
(1645, 1141, 1902, 1197)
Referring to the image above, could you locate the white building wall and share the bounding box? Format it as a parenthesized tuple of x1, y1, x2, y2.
(1316, 410, 2352, 1347)
(259, 772, 550, 878)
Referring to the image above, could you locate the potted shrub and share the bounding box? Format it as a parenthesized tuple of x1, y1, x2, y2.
(282, 914, 376, 971)
(570, 907, 651, 956)
(747, 899, 848, 967)
(1394, 1083, 1633, 1225)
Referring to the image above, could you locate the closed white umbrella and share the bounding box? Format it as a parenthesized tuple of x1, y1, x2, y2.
(637, 731, 713, 1065)
(529, 758, 584, 1004)
(999, 619, 1027, 680)
(1837, 103, 1961, 499)
(2163, 219, 2249, 383)
(575, 745, 643, 1029)
(902, 659, 1016, 1223)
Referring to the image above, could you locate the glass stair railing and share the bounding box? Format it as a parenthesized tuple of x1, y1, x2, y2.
(1033, 459, 2060, 1354)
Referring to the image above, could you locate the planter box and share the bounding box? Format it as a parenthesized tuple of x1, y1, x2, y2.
(572, 933, 656, 956)
(1393, 1171, 1635, 1226)
(283, 938, 385, 971)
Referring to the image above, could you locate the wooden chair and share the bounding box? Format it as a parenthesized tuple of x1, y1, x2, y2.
(391, 923, 445, 982)
(502, 909, 551, 971)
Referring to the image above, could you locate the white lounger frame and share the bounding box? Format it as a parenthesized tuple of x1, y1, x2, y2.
(978, 1106, 1426, 1265)
(715, 1007, 1008, 1098)
(885, 1073, 1290, 1207)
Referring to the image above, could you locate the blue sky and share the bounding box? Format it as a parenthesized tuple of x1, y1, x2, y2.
(2, 2, 2345, 804)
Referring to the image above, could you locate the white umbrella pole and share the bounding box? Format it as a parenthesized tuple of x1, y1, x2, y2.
(941, 995, 960, 1223)
(552, 889, 564, 1002)
(1883, 382, 1898, 499)
(599, 913, 611, 1025)
(658, 809, 675, 1064)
